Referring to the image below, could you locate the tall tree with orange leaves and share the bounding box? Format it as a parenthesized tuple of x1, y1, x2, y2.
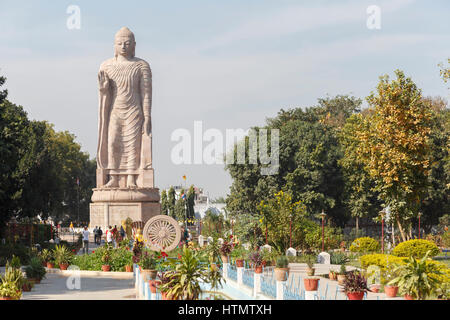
(356, 70, 433, 241)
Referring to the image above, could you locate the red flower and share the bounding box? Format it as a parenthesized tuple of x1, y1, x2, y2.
(161, 251, 168, 258)
(72, 249, 76, 252)
(229, 235, 233, 239)
(157, 256, 161, 259)
(177, 254, 182, 260)
(92, 251, 95, 253)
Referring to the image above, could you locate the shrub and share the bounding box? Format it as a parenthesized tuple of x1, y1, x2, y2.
(276, 256, 289, 268)
(442, 231, 450, 248)
(359, 254, 406, 271)
(392, 239, 440, 259)
(330, 251, 349, 265)
(342, 271, 368, 294)
(0, 243, 32, 266)
(349, 237, 380, 254)
(24, 257, 46, 281)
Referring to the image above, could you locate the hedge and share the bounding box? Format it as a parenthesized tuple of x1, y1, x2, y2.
(392, 239, 440, 259)
(349, 237, 380, 254)
(359, 253, 406, 270)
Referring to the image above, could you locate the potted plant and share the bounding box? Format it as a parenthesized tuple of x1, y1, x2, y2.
(125, 263, 133, 273)
(53, 245, 72, 270)
(139, 251, 158, 280)
(383, 263, 400, 297)
(387, 250, 444, 300)
(260, 248, 271, 267)
(231, 245, 247, 267)
(157, 271, 174, 300)
(25, 257, 46, 284)
(1, 261, 26, 296)
(248, 251, 263, 273)
(329, 270, 337, 281)
(40, 249, 53, 268)
(101, 245, 113, 271)
(0, 282, 21, 300)
(219, 241, 233, 263)
(159, 246, 208, 300)
(337, 264, 347, 285)
(342, 270, 369, 300)
(305, 255, 316, 276)
(274, 256, 289, 281)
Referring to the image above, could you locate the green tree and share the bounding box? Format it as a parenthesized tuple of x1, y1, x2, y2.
(187, 185, 196, 222)
(175, 188, 186, 222)
(356, 70, 433, 241)
(167, 186, 176, 218)
(160, 190, 168, 215)
(339, 114, 381, 230)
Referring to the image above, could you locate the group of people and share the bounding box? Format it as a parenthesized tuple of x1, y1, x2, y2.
(92, 225, 126, 247)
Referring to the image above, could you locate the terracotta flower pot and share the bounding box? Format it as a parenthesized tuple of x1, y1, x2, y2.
(255, 265, 263, 274)
(347, 292, 365, 300)
(141, 269, 157, 280)
(42, 261, 47, 267)
(404, 294, 414, 300)
(261, 260, 267, 267)
(370, 284, 381, 293)
(221, 255, 229, 263)
(384, 285, 399, 297)
(236, 259, 244, 268)
(22, 283, 32, 292)
(274, 268, 289, 281)
(149, 280, 161, 294)
(304, 278, 320, 291)
(102, 265, 111, 272)
(46, 262, 54, 269)
(0, 297, 15, 300)
(125, 265, 133, 272)
(59, 263, 69, 270)
(28, 278, 40, 284)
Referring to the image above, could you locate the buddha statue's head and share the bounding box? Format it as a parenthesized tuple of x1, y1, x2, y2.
(114, 27, 136, 58)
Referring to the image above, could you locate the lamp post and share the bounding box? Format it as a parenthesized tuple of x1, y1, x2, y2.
(379, 209, 386, 254)
(320, 210, 326, 252)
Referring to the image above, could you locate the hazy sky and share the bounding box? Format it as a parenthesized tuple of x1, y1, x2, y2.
(0, 0, 449, 198)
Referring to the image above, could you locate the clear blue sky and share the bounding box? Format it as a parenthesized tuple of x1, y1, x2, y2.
(0, 0, 449, 198)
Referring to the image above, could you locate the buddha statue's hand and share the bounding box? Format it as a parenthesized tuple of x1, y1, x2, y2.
(98, 70, 110, 94)
(143, 117, 151, 135)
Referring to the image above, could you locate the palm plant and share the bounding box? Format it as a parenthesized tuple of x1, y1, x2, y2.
(387, 250, 444, 300)
(40, 249, 54, 263)
(1, 261, 25, 289)
(160, 246, 208, 300)
(53, 245, 73, 265)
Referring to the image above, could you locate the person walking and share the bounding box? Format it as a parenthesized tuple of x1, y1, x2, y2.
(106, 226, 113, 246)
(119, 225, 125, 242)
(82, 226, 90, 254)
(93, 226, 98, 244)
(97, 227, 103, 245)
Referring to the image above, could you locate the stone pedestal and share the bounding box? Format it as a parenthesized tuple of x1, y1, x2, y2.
(90, 187, 160, 229)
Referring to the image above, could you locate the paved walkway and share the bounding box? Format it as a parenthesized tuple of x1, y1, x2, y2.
(21, 272, 136, 300)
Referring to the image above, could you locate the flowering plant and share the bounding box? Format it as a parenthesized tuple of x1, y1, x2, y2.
(219, 241, 233, 256)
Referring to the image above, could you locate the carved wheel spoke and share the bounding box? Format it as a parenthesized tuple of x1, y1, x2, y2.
(143, 215, 181, 251)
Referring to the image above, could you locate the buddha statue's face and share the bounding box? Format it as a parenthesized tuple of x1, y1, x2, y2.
(115, 36, 135, 58)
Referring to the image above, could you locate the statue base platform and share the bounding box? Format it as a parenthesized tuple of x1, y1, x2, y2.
(89, 187, 160, 230)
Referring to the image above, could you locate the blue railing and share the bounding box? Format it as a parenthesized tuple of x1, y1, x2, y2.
(227, 264, 237, 281)
(243, 269, 254, 288)
(261, 274, 276, 298)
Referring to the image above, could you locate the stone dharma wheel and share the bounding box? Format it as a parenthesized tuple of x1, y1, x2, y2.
(142, 215, 181, 252)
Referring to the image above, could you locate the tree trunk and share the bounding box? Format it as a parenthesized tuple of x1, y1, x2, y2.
(355, 217, 359, 231)
(396, 217, 407, 242)
(392, 224, 395, 247)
